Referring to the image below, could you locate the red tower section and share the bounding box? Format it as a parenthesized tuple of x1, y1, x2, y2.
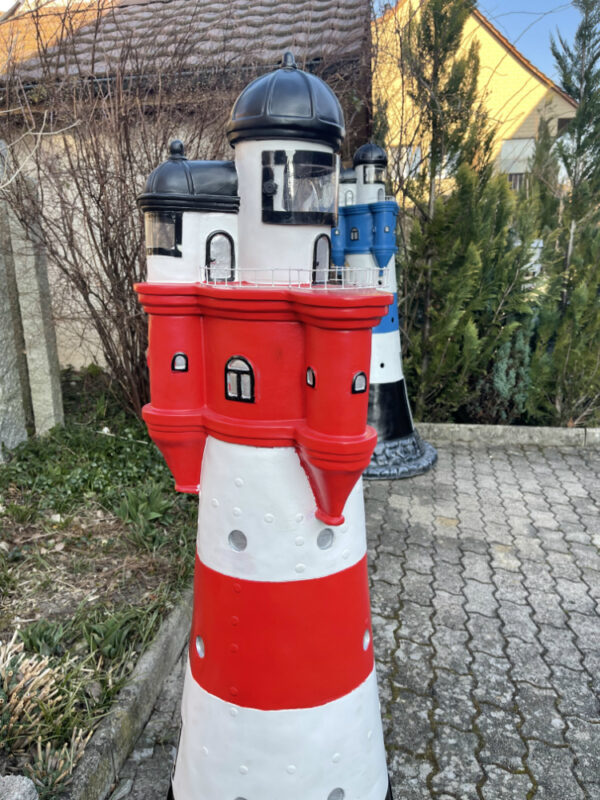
(135, 282, 392, 524)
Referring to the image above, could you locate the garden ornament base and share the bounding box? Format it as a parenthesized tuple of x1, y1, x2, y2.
(365, 430, 438, 479)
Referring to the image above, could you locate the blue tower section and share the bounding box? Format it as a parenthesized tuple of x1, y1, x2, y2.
(334, 143, 437, 479)
(371, 201, 398, 271)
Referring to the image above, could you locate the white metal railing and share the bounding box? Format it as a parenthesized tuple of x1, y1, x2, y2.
(202, 266, 391, 291)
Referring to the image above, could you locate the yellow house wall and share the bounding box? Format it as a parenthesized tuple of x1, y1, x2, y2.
(374, 2, 576, 164)
(509, 88, 576, 140)
(462, 16, 574, 154)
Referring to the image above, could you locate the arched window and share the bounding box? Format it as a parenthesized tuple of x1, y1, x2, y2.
(345, 189, 354, 206)
(171, 352, 188, 372)
(306, 367, 316, 388)
(352, 371, 367, 394)
(312, 234, 331, 284)
(377, 187, 385, 201)
(225, 357, 254, 403)
(206, 231, 235, 282)
(350, 227, 359, 241)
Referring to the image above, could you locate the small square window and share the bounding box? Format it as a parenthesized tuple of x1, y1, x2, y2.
(306, 367, 316, 388)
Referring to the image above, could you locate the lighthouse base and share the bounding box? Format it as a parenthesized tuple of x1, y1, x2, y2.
(364, 430, 437, 480)
(167, 777, 395, 799)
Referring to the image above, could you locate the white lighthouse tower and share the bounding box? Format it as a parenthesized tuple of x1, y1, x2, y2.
(136, 53, 393, 800)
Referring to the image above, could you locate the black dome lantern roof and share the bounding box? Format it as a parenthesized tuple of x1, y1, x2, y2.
(137, 140, 240, 213)
(353, 142, 388, 168)
(226, 52, 345, 151)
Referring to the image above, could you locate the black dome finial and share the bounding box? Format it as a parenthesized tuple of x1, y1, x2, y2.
(353, 142, 388, 168)
(169, 140, 186, 160)
(227, 56, 345, 151)
(282, 51, 297, 70)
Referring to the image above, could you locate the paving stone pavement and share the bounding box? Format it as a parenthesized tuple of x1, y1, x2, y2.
(109, 443, 600, 800)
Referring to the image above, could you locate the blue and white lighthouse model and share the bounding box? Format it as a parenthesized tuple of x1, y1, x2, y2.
(333, 143, 437, 478)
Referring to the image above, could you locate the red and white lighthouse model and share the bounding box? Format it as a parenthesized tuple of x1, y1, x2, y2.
(135, 52, 394, 800)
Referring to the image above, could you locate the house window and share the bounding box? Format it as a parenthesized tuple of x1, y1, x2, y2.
(352, 371, 367, 394)
(145, 211, 182, 258)
(206, 231, 235, 282)
(499, 138, 535, 177)
(507, 173, 527, 192)
(345, 189, 354, 205)
(171, 353, 188, 372)
(393, 145, 422, 179)
(312, 234, 331, 284)
(225, 357, 254, 403)
(350, 227, 359, 241)
(306, 367, 316, 388)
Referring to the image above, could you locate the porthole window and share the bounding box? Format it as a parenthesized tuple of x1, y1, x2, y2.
(225, 357, 254, 403)
(350, 227, 359, 241)
(171, 352, 188, 372)
(306, 367, 316, 388)
(352, 371, 367, 394)
(206, 231, 235, 282)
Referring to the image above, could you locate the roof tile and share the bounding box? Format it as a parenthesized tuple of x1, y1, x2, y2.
(2, 0, 369, 80)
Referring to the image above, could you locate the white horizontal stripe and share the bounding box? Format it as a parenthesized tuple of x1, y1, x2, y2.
(385, 255, 398, 292)
(345, 254, 393, 290)
(173, 663, 389, 800)
(197, 437, 367, 581)
(370, 330, 403, 383)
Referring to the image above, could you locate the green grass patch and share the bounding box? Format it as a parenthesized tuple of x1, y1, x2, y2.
(0, 367, 197, 797)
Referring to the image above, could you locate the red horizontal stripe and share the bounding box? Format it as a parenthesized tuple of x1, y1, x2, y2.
(189, 554, 374, 710)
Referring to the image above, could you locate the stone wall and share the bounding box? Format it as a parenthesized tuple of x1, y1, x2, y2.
(0, 151, 64, 457)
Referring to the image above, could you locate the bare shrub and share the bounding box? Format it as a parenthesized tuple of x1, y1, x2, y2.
(1, 0, 371, 415)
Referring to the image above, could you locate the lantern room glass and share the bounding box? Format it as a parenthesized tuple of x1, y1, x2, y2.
(145, 211, 182, 257)
(363, 165, 386, 184)
(262, 150, 338, 225)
